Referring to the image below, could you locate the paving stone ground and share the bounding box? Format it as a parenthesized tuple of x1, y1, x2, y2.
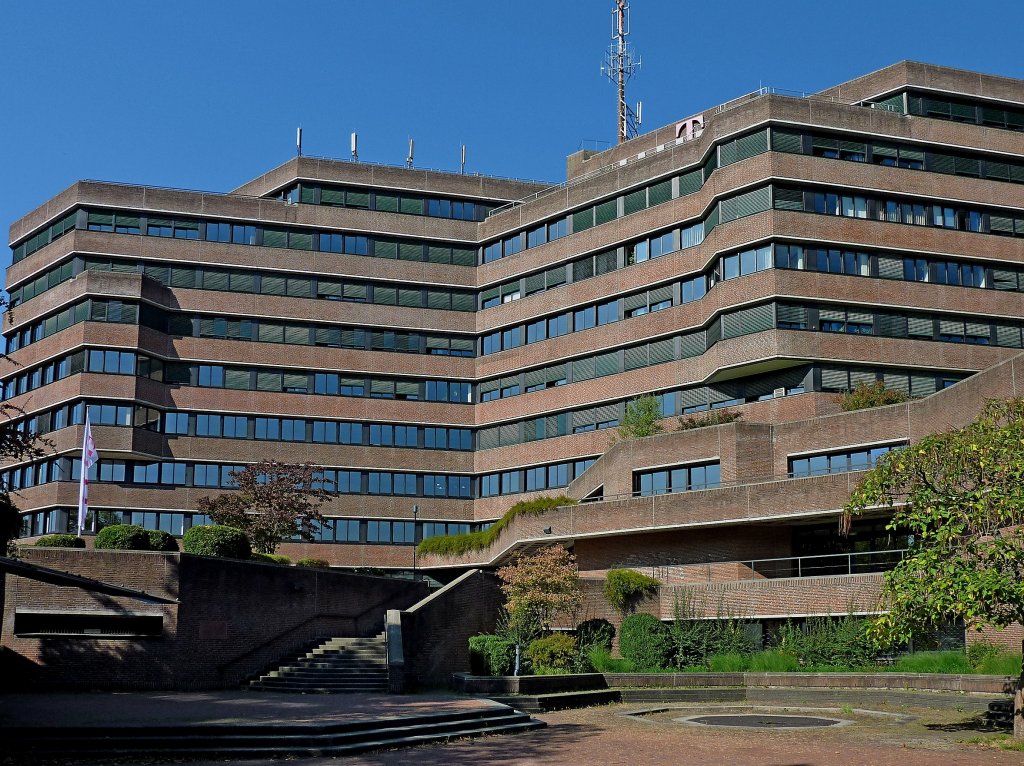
(2, 692, 1019, 765)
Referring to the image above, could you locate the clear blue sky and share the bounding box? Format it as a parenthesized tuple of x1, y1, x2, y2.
(2, 0, 1023, 284)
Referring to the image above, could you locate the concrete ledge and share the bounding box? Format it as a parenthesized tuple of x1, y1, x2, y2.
(453, 672, 608, 695)
(605, 672, 1017, 694)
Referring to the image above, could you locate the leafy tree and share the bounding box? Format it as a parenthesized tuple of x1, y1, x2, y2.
(197, 461, 329, 554)
(497, 544, 583, 674)
(843, 398, 1024, 738)
(836, 381, 909, 412)
(615, 395, 664, 442)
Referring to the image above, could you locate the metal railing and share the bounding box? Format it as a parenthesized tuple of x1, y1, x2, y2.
(641, 548, 908, 584)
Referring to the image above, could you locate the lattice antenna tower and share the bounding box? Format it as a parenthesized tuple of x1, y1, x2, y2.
(601, 0, 641, 144)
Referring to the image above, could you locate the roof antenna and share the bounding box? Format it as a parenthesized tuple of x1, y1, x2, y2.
(296, 126, 303, 157)
(601, 0, 641, 144)
(460, 144, 466, 174)
(351, 132, 358, 162)
(406, 138, 414, 168)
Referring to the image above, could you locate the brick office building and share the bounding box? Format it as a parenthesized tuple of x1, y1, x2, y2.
(4, 62, 1024, 630)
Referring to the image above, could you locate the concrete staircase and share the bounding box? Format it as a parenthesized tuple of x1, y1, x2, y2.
(3, 707, 546, 759)
(248, 633, 389, 693)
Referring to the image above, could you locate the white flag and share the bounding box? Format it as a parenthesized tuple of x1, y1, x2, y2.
(77, 412, 98, 535)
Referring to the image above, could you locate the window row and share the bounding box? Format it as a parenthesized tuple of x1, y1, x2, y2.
(478, 457, 598, 497)
(772, 125, 1024, 183)
(11, 207, 478, 267)
(633, 461, 722, 496)
(6, 298, 138, 353)
(789, 443, 905, 478)
(774, 185, 1024, 238)
(2, 457, 476, 498)
(868, 91, 1024, 133)
(479, 129, 770, 264)
(275, 182, 500, 222)
(16, 507, 481, 545)
(12, 399, 472, 452)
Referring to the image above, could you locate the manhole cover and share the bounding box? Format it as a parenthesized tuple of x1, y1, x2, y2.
(679, 714, 846, 729)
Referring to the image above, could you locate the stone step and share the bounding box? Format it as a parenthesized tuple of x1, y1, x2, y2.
(248, 634, 389, 695)
(4, 708, 545, 758)
(488, 689, 621, 712)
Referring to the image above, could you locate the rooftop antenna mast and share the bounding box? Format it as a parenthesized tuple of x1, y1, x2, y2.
(602, 0, 641, 144)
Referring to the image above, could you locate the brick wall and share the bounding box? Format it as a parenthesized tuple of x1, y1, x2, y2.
(399, 569, 503, 688)
(1, 549, 426, 691)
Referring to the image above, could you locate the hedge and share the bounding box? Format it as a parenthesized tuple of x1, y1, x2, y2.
(146, 529, 179, 552)
(182, 525, 251, 559)
(418, 495, 575, 557)
(468, 634, 515, 676)
(619, 613, 673, 670)
(94, 524, 151, 551)
(252, 553, 292, 565)
(525, 634, 576, 673)
(33, 534, 85, 548)
(295, 557, 330, 568)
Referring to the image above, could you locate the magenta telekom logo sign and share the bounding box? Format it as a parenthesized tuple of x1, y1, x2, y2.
(675, 114, 705, 140)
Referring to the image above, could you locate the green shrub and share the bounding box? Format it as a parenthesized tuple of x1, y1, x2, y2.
(182, 525, 251, 559)
(93, 524, 151, 551)
(603, 569, 661, 615)
(836, 381, 909, 411)
(974, 651, 1022, 676)
(619, 613, 673, 670)
(676, 409, 742, 431)
(252, 553, 292, 565)
(708, 652, 749, 672)
(33, 534, 85, 548)
(146, 529, 179, 552)
(747, 650, 801, 672)
(295, 557, 330, 568)
(525, 634, 576, 674)
(890, 650, 974, 674)
(468, 634, 515, 676)
(576, 618, 615, 651)
(417, 495, 576, 557)
(587, 645, 634, 673)
(669, 615, 755, 669)
(771, 617, 874, 669)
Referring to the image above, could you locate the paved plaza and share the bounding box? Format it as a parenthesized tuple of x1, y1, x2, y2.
(1, 690, 1019, 766)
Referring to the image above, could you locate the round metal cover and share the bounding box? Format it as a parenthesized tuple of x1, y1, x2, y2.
(680, 714, 845, 729)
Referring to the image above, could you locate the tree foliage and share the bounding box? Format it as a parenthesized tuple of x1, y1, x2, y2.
(497, 544, 583, 644)
(615, 395, 664, 442)
(196, 461, 329, 554)
(844, 397, 1024, 737)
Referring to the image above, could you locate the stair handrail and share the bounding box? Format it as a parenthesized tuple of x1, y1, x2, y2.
(216, 597, 401, 678)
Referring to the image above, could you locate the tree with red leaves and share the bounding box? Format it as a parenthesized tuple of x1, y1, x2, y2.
(197, 461, 329, 554)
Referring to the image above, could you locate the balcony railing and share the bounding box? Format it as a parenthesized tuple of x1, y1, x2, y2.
(640, 548, 908, 584)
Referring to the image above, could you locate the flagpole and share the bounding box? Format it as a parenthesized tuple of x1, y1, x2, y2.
(77, 412, 96, 535)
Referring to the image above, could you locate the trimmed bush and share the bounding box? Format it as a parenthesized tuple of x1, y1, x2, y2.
(146, 529, 179, 552)
(418, 495, 576, 557)
(576, 618, 615, 651)
(34, 534, 85, 548)
(604, 569, 660, 615)
(468, 634, 515, 676)
(525, 634, 576, 674)
(182, 525, 251, 559)
(295, 557, 330, 568)
(252, 553, 292, 565)
(619, 613, 673, 670)
(93, 524, 150, 551)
